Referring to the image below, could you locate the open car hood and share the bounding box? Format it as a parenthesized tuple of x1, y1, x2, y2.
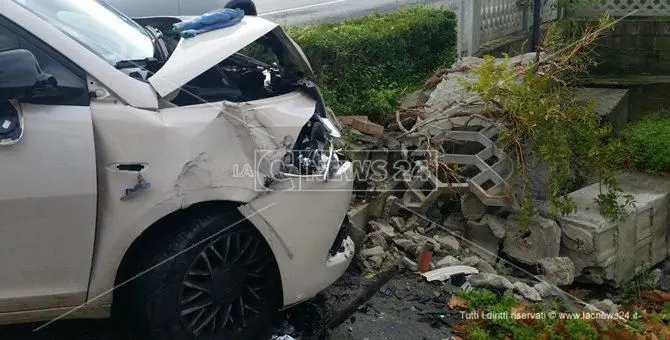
(148, 16, 278, 97)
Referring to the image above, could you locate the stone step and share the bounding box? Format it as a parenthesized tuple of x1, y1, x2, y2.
(572, 87, 629, 130)
(557, 172, 670, 286)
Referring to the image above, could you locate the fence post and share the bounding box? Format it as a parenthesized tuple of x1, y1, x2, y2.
(466, 0, 482, 57)
(521, 0, 530, 32)
(457, 0, 464, 57)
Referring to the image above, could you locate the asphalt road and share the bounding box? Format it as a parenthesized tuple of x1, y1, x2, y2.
(256, 0, 459, 25)
(109, 0, 459, 25)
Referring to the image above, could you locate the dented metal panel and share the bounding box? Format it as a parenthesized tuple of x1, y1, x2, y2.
(87, 91, 323, 306)
(149, 16, 279, 97)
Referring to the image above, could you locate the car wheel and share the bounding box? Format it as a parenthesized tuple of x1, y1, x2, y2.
(128, 211, 281, 340)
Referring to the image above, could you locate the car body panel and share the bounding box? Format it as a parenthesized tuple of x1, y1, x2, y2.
(0, 102, 97, 313)
(86, 91, 320, 306)
(148, 16, 278, 97)
(239, 164, 354, 305)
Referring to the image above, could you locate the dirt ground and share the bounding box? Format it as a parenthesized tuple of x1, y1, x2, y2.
(328, 273, 459, 340)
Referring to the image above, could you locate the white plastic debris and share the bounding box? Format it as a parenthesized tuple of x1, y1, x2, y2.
(271, 335, 296, 340)
(421, 265, 479, 282)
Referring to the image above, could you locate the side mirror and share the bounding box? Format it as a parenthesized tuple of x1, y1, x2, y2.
(0, 49, 57, 101)
(224, 0, 257, 16)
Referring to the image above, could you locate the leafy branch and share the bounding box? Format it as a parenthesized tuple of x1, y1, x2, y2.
(461, 12, 634, 224)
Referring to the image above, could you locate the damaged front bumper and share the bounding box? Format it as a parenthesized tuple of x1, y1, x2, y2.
(239, 158, 355, 307)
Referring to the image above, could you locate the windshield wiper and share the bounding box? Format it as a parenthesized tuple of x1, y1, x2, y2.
(114, 57, 157, 70)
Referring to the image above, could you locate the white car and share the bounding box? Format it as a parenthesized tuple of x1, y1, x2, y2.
(0, 0, 355, 339)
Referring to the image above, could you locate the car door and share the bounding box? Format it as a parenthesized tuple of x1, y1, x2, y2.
(105, 0, 180, 17)
(0, 19, 97, 313)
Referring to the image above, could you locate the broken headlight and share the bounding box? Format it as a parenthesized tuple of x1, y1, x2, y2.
(280, 78, 344, 178)
(282, 115, 343, 178)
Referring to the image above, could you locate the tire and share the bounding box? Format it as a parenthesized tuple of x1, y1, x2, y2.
(125, 210, 281, 340)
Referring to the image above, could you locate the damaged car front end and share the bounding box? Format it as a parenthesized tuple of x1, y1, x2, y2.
(134, 13, 356, 310)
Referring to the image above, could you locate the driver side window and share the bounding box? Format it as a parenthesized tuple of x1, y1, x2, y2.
(0, 25, 19, 52)
(0, 17, 89, 106)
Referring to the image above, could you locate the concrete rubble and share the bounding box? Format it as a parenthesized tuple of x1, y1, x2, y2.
(586, 299, 619, 314)
(513, 281, 543, 302)
(468, 273, 515, 290)
(350, 160, 670, 309)
(342, 52, 670, 320)
(537, 257, 576, 286)
(503, 214, 561, 265)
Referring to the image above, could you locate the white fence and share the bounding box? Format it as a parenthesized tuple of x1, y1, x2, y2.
(571, 0, 670, 17)
(458, 0, 559, 57)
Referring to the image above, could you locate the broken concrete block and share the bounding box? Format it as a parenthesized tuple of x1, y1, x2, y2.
(393, 238, 417, 254)
(573, 87, 629, 130)
(400, 89, 429, 109)
(533, 281, 553, 298)
(404, 231, 441, 253)
(537, 257, 575, 286)
(433, 235, 460, 252)
(436, 255, 461, 268)
(465, 219, 501, 264)
(364, 232, 388, 249)
(468, 273, 514, 290)
(444, 212, 466, 231)
(402, 256, 419, 271)
(390, 216, 408, 232)
(425, 76, 481, 115)
(367, 255, 384, 270)
(338, 115, 369, 126)
(360, 246, 385, 258)
(476, 261, 496, 274)
(461, 192, 487, 221)
(652, 268, 663, 287)
(503, 214, 561, 265)
(558, 172, 670, 285)
(482, 214, 506, 239)
(461, 255, 481, 267)
(586, 299, 618, 314)
(369, 220, 396, 239)
(513, 282, 542, 302)
(383, 195, 401, 218)
(406, 215, 427, 231)
(351, 118, 384, 137)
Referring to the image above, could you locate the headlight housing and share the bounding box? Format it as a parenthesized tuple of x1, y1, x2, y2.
(282, 112, 343, 178)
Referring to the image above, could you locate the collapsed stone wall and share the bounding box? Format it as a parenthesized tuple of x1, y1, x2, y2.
(345, 52, 670, 289)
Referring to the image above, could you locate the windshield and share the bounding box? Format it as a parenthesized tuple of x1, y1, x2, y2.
(12, 0, 154, 66)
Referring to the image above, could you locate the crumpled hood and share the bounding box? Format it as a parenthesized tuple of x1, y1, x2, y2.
(148, 16, 278, 97)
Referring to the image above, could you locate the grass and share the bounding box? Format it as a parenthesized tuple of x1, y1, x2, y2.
(613, 112, 670, 175)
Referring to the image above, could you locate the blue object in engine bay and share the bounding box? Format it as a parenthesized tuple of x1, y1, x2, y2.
(172, 8, 245, 39)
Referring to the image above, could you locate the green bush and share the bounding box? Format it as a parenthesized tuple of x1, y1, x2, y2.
(288, 7, 457, 122)
(617, 114, 670, 175)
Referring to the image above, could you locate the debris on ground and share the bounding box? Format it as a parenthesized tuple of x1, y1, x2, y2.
(421, 265, 478, 282)
(321, 50, 670, 339)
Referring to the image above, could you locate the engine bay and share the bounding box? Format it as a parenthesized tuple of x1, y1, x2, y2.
(119, 20, 308, 106)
